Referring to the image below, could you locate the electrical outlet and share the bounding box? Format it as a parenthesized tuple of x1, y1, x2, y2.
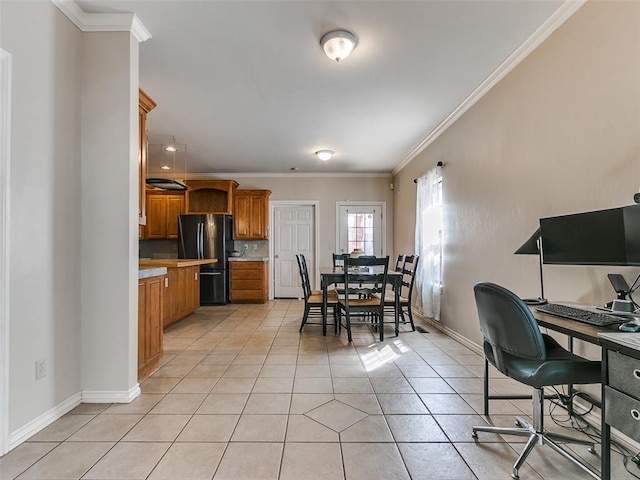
(35, 359, 46, 380)
(243, 244, 248, 249)
(253, 244, 258, 250)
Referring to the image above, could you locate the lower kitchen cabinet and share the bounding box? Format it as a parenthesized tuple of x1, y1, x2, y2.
(138, 274, 164, 381)
(229, 261, 268, 303)
(163, 265, 200, 327)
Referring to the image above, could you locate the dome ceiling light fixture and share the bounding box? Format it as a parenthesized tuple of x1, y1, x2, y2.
(315, 150, 334, 161)
(320, 30, 357, 62)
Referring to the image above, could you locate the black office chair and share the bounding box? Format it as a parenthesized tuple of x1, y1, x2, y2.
(471, 282, 601, 480)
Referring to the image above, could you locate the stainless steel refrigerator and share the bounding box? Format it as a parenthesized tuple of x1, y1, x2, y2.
(178, 214, 233, 305)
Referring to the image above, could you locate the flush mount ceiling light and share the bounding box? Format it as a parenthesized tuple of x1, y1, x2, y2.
(315, 150, 334, 161)
(320, 30, 357, 62)
(165, 145, 177, 152)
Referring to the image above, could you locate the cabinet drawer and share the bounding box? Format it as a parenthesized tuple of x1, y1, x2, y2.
(605, 385, 640, 439)
(231, 290, 264, 301)
(231, 262, 264, 270)
(232, 279, 262, 290)
(231, 269, 261, 280)
(608, 350, 640, 399)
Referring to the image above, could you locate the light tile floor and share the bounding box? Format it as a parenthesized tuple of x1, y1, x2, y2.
(1, 300, 637, 479)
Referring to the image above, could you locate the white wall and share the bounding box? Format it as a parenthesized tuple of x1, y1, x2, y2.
(1, 0, 141, 447)
(393, 1, 640, 355)
(1, 1, 83, 432)
(80, 31, 140, 397)
(223, 175, 394, 268)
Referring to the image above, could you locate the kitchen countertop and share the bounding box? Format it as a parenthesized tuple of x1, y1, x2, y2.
(228, 257, 269, 262)
(139, 267, 167, 279)
(139, 259, 218, 268)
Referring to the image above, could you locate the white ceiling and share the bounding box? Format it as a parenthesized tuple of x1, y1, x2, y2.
(76, 0, 566, 174)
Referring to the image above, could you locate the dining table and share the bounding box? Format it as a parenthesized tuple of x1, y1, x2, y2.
(319, 266, 403, 337)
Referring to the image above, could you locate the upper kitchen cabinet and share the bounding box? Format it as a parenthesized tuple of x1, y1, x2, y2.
(138, 89, 156, 233)
(234, 189, 271, 240)
(144, 191, 185, 239)
(185, 180, 239, 214)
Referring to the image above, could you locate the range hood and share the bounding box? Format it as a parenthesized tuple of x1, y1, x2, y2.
(146, 178, 188, 191)
(145, 139, 188, 191)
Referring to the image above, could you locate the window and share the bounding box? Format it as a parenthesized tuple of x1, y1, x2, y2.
(415, 167, 443, 320)
(347, 213, 374, 255)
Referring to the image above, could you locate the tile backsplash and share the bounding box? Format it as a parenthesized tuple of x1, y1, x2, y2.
(139, 240, 178, 259)
(233, 240, 269, 258)
(139, 239, 269, 260)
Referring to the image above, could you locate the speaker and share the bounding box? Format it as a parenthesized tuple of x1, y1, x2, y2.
(634, 192, 640, 204)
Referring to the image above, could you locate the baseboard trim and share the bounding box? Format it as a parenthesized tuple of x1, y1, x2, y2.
(6, 384, 140, 453)
(81, 384, 140, 403)
(8, 392, 81, 450)
(413, 308, 484, 356)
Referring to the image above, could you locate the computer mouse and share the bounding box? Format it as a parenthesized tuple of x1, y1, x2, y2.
(619, 321, 640, 332)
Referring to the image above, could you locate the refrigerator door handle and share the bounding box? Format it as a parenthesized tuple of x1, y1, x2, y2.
(200, 271, 222, 276)
(198, 222, 203, 259)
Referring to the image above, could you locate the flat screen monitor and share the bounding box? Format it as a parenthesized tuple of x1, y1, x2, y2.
(540, 205, 640, 266)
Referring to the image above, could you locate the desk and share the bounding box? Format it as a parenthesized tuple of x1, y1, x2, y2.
(485, 308, 623, 480)
(598, 333, 640, 480)
(319, 267, 403, 338)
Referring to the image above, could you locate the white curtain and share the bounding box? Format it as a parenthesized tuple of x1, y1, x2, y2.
(415, 166, 443, 320)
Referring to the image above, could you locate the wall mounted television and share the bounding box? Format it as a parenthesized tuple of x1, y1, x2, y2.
(540, 205, 640, 266)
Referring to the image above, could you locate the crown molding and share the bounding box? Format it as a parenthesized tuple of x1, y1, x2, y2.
(392, 0, 586, 176)
(51, 0, 151, 42)
(186, 172, 392, 180)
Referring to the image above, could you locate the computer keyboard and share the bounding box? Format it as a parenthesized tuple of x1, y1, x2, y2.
(535, 303, 626, 327)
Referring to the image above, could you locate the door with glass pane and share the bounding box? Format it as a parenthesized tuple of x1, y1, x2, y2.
(337, 204, 384, 257)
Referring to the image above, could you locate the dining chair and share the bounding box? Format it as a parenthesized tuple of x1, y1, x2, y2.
(296, 254, 338, 334)
(394, 254, 405, 272)
(384, 255, 419, 331)
(471, 282, 601, 480)
(332, 253, 349, 268)
(337, 256, 389, 342)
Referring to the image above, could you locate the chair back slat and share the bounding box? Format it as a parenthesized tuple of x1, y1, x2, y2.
(400, 255, 419, 300)
(342, 256, 389, 308)
(296, 254, 313, 300)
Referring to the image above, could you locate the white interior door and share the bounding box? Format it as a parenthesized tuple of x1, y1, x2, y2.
(337, 203, 384, 257)
(273, 205, 315, 298)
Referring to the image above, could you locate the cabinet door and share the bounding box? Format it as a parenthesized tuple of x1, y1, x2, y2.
(175, 267, 188, 318)
(146, 195, 167, 239)
(163, 269, 177, 327)
(234, 194, 251, 239)
(166, 195, 185, 239)
(146, 276, 163, 364)
(250, 194, 266, 239)
(189, 267, 200, 310)
(138, 280, 147, 368)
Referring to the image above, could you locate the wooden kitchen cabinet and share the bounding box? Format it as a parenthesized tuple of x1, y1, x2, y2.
(138, 89, 156, 236)
(138, 274, 164, 381)
(229, 261, 268, 303)
(185, 180, 238, 214)
(233, 190, 271, 240)
(163, 265, 201, 327)
(144, 191, 185, 239)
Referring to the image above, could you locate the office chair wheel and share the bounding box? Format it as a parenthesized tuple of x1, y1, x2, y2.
(471, 430, 478, 439)
(511, 473, 519, 480)
(587, 445, 596, 454)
